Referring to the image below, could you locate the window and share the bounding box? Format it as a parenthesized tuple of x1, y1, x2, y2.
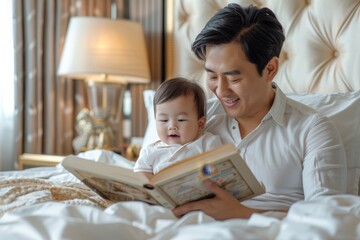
(0, 0, 15, 170)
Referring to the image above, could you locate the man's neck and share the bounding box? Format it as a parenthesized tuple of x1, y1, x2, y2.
(237, 87, 276, 138)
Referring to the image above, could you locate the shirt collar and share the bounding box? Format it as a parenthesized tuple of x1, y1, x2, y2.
(266, 82, 286, 126)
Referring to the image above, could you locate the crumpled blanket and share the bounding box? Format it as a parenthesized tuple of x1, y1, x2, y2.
(1, 150, 359, 239)
(1, 195, 359, 240)
(0, 178, 111, 217)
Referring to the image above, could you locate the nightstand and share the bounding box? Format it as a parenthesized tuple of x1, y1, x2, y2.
(18, 154, 64, 170)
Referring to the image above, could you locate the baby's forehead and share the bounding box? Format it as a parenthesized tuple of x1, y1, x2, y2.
(156, 111, 190, 117)
(159, 92, 195, 103)
(156, 98, 197, 113)
(157, 95, 196, 106)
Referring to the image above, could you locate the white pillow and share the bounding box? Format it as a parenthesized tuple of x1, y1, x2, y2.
(142, 90, 159, 147)
(287, 91, 360, 195)
(142, 89, 360, 195)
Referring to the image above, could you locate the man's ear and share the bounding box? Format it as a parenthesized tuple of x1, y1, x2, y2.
(198, 116, 206, 131)
(264, 56, 279, 81)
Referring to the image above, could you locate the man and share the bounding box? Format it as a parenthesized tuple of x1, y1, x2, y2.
(173, 3, 347, 220)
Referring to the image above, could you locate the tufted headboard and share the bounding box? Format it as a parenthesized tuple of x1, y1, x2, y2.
(165, 0, 360, 96)
(161, 0, 360, 195)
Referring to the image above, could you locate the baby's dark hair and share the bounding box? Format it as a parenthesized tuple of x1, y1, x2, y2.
(153, 77, 206, 118)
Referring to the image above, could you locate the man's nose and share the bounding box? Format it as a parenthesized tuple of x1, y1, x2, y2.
(216, 77, 229, 97)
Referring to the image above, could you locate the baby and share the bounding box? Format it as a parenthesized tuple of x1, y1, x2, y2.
(133, 77, 222, 179)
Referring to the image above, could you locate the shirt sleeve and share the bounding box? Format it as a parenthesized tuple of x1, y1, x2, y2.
(133, 146, 153, 173)
(302, 114, 347, 200)
(203, 132, 223, 151)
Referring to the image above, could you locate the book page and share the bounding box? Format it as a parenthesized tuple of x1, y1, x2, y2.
(75, 170, 159, 205)
(156, 159, 254, 206)
(62, 155, 177, 208)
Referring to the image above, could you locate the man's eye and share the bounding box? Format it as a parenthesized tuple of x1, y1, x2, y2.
(207, 75, 218, 81)
(229, 78, 241, 83)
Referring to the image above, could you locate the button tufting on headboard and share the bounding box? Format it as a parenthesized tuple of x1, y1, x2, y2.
(166, 0, 360, 94)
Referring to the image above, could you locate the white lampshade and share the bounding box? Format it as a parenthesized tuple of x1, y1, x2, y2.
(58, 17, 151, 84)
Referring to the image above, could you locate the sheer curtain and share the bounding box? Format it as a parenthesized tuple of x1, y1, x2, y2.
(0, 0, 15, 170)
(11, 0, 114, 171)
(1, 0, 163, 170)
(128, 0, 163, 138)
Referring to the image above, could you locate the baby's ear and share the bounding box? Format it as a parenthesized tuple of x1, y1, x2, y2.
(198, 116, 206, 131)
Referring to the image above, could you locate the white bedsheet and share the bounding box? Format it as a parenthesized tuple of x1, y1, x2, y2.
(1, 195, 359, 240)
(0, 150, 359, 240)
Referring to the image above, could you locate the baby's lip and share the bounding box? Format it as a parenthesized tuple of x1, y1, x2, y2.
(168, 134, 179, 137)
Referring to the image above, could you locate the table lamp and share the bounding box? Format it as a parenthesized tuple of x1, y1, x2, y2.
(58, 17, 151, 152)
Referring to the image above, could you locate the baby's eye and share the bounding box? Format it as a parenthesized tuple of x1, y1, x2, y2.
(158, 119, 168, 123)
(178, 119, 187, 122)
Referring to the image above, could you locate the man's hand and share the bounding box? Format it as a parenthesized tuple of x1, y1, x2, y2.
(172, 179, 263, 220)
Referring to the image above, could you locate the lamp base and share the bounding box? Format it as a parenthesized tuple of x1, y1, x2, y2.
(72, 81, 126, 153)
(72, 108, 116, 152)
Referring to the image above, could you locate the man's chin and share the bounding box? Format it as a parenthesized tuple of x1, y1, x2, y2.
(223, 108, 239, 119)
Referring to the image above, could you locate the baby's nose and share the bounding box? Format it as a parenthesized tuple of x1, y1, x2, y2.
(168, 124, 178, 130)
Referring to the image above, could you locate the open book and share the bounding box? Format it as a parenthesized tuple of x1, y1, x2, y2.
(62, 144, 265, 209)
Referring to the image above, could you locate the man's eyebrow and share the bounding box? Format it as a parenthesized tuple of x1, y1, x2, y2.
(223, 69, 241, 75)
(205, 67, 214, 73)
(204, 67, 241, 75)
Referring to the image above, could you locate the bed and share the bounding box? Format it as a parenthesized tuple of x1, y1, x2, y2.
(1, 0, 360, 239)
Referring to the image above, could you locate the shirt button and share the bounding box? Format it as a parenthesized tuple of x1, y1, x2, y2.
(232, 126, 236, 130)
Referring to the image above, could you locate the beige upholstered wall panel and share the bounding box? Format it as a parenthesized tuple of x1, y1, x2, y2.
(166, 0, 360, 94)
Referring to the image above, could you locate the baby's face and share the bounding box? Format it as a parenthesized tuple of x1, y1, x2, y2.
(155, 94, 205, 145)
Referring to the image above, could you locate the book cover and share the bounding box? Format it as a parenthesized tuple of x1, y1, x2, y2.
(62, 144, 265, 208)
